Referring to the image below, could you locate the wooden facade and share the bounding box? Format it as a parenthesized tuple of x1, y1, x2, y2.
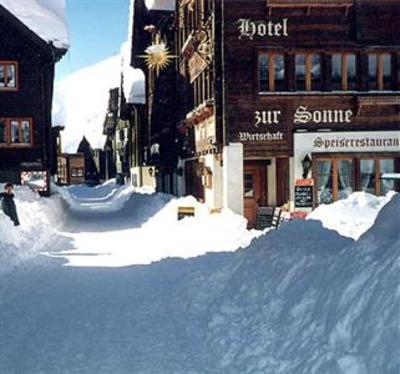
(122, 0, 399, 225)
(221, 0, 400, 224)
(57, 153, 85, 185)
(0, 5, 66, 192)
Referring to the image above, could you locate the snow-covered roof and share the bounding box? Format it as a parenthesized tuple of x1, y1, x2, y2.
(52, 55, 122, 152)
(0, 0, 69, 50)
(121, 42, 146, 105)
(145, 0, 175, 11)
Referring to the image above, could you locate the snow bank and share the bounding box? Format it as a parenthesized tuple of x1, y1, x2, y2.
(55, 182, 135, 213)
(0, 0, 69, 49)
(50, 185, 262, 266)
(52, 55, 121, 152)
(192, 193, 399, 373)
(0, 185, 62, 275)
(0, 186, 398, 373)
(307, 191, 396, 240)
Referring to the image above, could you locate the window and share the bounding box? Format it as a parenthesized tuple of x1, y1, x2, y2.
(368, 53, 392, 91)
(259, 52, 285, 92)
(0, 119, 33, 147)
(0, 120, 6, 144)
(244, 173, 254, 198)
(0, 62, 17, 90)
(316, 160, 333, 204)
(332, 53, 356, 91)
(337, 159, 353, 199)
(360, 160, 376, 194)
(315, 158, 354, 204)
(380, 159, 395, 194)
(71, 168, 84, 177)
(296, 53, 321, 91)
(315, 155, 399, 205)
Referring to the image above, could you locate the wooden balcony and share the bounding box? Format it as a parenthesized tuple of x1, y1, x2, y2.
(266, 0, 354, 15)
(356, 95, 400, 115)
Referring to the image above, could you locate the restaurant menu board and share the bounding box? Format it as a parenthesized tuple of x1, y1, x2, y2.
(294, 179, 314, 208)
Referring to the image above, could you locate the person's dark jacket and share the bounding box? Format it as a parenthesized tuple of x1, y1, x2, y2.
(0, 192, 20, 226)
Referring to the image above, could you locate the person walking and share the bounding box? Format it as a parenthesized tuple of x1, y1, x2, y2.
(0, 183, 20, 226)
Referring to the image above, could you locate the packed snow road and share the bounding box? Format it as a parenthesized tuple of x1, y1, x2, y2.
(0, 183, 399, 373)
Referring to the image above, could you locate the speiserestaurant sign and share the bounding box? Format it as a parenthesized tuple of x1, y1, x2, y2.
(295, 131, 400, 153)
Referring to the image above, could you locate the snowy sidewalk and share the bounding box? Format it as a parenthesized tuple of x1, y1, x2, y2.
(46, 183, 261, 267)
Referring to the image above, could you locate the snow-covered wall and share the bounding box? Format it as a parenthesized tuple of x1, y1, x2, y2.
(0, 0, 69, 49)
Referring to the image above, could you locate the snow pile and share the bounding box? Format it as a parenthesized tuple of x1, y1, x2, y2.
(0, 0, 69, 49)
(191, 193, 400, 373)
(55, 182, 135, 213)
(0, 187, 398, 373)
(52, 55, 121, 152)
(307, 191, 396, 240)
(0, 185, 62, 275)
(121, 41, 145, 104)
(50, 185, 262, 266)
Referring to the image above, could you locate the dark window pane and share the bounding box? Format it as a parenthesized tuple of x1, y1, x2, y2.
(380, 159, 395, 194)
(368, 55, 378, 90)
(244, 173, 254, 197)
(274, 54, 285, 91)
(11, 121, 19, 143)
(311, 55, 321, 90)
(0, 120, 6, 143)
(337, 160, 353, 200)
(6, 65, 16, 88)
(259, 55, 269, 92)
(0, 66, 5, 88)
(296, 54, 306, 91)
(21, 121, 30, 144)
(360, 160, 376, 194)
(317, 160, 333, 204)
(347, 54, 357, 90)
(383, 54, 391, 90)
(332, 54, 342, 91)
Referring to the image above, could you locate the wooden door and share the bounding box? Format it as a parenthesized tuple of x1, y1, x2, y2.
(185, 160, 204, 202)
(276, 157, 290, 207)
(244, 163, 267, 228)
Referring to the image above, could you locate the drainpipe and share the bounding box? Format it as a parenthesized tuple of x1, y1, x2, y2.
(40, 48, 57, 195)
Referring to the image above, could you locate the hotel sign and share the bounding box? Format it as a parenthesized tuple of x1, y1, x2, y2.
(237, 18, 289, 39)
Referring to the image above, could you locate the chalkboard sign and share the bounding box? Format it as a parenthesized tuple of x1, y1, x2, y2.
(295, 185, 313, 208)
(256, 207, 274, 230)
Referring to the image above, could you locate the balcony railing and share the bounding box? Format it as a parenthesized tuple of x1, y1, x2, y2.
(266, 0, 354, 14)
(357, 95, 400, 115)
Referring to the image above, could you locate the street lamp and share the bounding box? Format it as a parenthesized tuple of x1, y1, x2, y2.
(301, 154, 312, 179)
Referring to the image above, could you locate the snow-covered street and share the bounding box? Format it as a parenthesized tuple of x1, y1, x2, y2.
(0, 184, 399, 373)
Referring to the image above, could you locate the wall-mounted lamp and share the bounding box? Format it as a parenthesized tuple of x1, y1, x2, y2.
(301, 154, 312, 179)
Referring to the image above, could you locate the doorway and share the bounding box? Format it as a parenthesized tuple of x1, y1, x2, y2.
(243, 162, 267, 227)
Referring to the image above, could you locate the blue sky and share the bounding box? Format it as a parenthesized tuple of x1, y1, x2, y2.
(56, 0, 130, 81)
